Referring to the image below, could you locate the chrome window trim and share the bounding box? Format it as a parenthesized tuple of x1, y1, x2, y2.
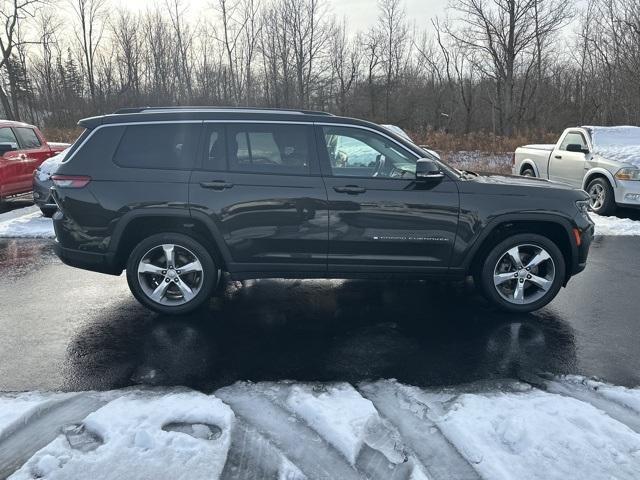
(64, 119, 422, 167)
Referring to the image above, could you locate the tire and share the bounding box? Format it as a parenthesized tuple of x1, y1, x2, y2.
(586, 177, 616, 216)
(126, 233, 217, 315)
(40, 207, 56, 218)
(521, 167, 535, 177)
(478, 233, 565, 313)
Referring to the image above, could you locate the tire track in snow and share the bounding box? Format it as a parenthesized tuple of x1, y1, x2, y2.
(544, 379, 640, 433)
(260, 382, 425, 480)
(220, 418, 306, 480)
(0, 393, 107, 479)
(217, 385, 362, 480)
(358, 382, 482, 480)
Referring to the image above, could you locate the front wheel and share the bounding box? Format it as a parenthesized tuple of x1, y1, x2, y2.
(478, 234, 565, 313)
(586, 177, 616, 216)
(126, 233, 218, 315)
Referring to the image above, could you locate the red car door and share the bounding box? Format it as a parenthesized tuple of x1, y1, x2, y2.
(14, 127, 52, 187)
(0, 126, 25, 196)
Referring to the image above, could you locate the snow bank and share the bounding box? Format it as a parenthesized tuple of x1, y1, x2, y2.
(10, 390, 234, 480)
(0, 206, 54, 239)
(2, 377, 640, 479)
(286, 383, 379, 465)
(0, 392, 71, 435)
(398, 382, 640, 480)
(588, 126, 640, 167)
(590, 213, 640, 235)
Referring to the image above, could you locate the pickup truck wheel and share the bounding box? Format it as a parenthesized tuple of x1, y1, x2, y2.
(586, 178, 616, 216)
(521, 167, 535, 177)
(479, 234, 565, 313)
(126, 233, 217, 315)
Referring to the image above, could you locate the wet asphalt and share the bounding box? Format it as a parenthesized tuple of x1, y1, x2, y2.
(0, 206, 639, 392)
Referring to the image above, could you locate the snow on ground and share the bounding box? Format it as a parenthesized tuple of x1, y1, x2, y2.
(590, 212, 640, 235)
(0, 206, 54, 239)
(0, 392, 72, 435)
(9, 390, 234, 480)
(1, 377, 640, 480)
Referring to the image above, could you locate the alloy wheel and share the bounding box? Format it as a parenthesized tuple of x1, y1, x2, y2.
(493, 244, 556, 305)
(589, 183, 605, 211)
(137, 244, 204, 306)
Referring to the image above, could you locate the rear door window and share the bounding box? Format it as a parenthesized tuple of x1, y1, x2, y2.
(114, 123, 201, 170)
(14, 128, 42, 149)
(226, 124, 315, 175)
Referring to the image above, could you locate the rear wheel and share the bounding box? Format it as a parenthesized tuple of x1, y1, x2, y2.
(521, 166, 535, 177)
(478, 233, 565, 313)
(126, 233, 218, 315)
(586, 177, 616, 216)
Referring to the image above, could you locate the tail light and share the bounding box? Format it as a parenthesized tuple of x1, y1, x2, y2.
(52, 175, 91, 188)
(511, 152, 516, 165)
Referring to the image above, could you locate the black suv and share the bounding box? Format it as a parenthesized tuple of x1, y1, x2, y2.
(51, 107, 594, 315)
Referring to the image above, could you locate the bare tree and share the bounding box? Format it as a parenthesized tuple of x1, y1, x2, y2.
(68, 0, 106, 100)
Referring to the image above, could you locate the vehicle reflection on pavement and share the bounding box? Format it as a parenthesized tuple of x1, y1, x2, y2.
(63, 277, 577, 392)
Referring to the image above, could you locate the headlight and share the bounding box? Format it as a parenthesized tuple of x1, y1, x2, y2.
(576, 199, 590, 214)
(614, 167, 640, 181)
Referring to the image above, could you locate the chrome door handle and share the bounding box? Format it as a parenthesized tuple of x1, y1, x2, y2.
(200, 180, 234, 190)
(334, 185, 366, 194)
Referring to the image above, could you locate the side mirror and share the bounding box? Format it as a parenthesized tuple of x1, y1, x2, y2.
(566, 144, 589, 154)
(416, 158, 445, 181)
(0, 143, 17, 155)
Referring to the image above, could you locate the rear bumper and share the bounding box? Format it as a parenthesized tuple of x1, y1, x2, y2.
(32, 178, 56, 209)
(53, 242, 121, 275)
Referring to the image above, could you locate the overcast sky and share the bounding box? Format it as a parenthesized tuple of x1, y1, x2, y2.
(122, 0, 450, 32)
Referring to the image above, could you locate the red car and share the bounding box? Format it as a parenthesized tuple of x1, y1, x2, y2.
(0, 120, 69, 206)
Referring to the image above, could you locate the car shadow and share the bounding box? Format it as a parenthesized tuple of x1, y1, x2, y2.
(63, 278, 577, 392)
(0, 197, 34, 214)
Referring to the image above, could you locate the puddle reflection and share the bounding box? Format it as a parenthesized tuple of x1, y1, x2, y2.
(64, 278, 577, 391)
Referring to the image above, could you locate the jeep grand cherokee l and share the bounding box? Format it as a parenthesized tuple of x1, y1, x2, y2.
(51, 107, 594, 315)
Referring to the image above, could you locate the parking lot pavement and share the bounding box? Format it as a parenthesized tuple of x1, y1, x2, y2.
(0, 234, 639, 393)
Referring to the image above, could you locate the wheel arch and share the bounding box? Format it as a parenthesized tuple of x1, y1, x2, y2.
(109, 209, 232, 271)
(519, 160, 539, 177)
(464, 214, 576, 284)
(582, 168, 616, 191)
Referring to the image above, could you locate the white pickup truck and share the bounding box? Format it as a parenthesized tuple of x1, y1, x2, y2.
(513, 126, 640, 215)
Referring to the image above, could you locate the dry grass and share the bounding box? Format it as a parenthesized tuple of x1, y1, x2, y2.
(42, 127, 84, 144)
(411, 130, 558, 154)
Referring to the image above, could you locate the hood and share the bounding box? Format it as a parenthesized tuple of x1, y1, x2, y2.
(466, 172, 578, 191)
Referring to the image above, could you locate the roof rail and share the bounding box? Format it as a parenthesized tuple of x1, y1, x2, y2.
(112, 106, 334, 116)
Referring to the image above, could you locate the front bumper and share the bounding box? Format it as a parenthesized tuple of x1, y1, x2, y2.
(614, 180, 640, 207)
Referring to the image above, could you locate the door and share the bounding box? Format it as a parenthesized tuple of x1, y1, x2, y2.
(318, 125, 459, 274)
(189, 122, 328, 274)
(0, 126, 28, 196)
(14, 126, 52, 173)
(549, 131, 589, 187)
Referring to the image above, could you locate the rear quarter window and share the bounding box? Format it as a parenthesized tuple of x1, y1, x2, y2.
(114, 123, 201, 170)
